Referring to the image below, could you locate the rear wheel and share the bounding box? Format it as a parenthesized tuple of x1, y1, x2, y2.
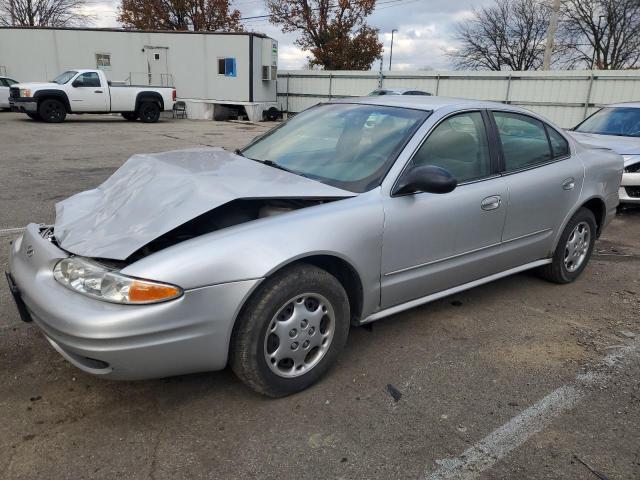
(38, 99, 66, 123)
(538, 207, 596, 284)
(230, 264, 350, 397)
(121, 112, 138, 121)
(26, 112, 41, 121)
(138, 102, 161, 123)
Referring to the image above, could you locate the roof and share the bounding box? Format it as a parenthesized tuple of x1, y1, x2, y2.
(606, 102, 640, 108)
(333, 95, 522, 112)
(0, 26, 272, 39)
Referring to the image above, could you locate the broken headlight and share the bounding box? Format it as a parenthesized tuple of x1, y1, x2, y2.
(53, 257, 183, 304)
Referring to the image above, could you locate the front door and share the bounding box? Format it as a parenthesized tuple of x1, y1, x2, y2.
(381, 111, 508, 308)
(490, 110, 584, 267)
(67, 72, 109, 112)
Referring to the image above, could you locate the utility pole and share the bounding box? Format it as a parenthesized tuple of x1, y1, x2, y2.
(542, 0, 561, 70)
(389, 29, 398, 71)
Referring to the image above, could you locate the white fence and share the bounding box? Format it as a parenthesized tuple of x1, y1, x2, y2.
(277, 70, 640, 127)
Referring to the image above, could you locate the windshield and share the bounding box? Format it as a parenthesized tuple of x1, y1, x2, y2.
(574, 107, 640, 137)
(242, 103, 429, 193)
(52, 71, 78, 84)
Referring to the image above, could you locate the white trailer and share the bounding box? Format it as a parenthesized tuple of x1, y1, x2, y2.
(0, 27, 278, 121)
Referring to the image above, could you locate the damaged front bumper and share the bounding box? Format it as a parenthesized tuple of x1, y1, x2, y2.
(9, 98, 37, 113)
(7, 224, 260, 380)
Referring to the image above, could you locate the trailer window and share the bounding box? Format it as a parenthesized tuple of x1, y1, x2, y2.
(96, 53, 111, 70)
(218, 58, 237, 77)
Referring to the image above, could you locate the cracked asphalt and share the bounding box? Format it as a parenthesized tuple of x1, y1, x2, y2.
(1, 112, 639, 479)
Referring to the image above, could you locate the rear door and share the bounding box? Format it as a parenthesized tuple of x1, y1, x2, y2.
(67, 72, 109, 112)
(381, 110, 508, 308)
(491, 110, 583, 267)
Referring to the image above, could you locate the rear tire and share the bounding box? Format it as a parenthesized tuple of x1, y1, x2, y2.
(38, 99, 66, 123)
(538, 207, 596, 284)
(138, 102, 160, 123)
(121, 112, 138, 121)
(26, 112, 41, 121)
(230, 264, 350, 397)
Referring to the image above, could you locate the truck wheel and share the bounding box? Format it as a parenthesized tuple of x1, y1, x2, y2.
(138, 102, 160, 123)
(537, 207, 596, 284)
(38, 99, 66, 123)
(121, 112, 138, 121)
(230, 264, 350, 397)
(26, 112, 41, 121)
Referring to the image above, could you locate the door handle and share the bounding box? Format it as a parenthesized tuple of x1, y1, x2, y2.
(481, 195, 502, 211)
(94, 90, 103, 93)
(562, 177, 575, 190)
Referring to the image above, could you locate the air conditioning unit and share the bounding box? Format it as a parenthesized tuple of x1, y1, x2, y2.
(262, 65, 277, 81)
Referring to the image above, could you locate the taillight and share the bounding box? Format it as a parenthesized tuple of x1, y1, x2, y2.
(172, 89, 176, 101)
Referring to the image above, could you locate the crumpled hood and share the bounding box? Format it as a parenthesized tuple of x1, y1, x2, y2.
(569, 131, 640, 156)
(54, 148, 355, 260)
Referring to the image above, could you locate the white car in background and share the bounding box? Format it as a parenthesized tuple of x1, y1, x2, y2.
(570, 103, 640, 206)
(1, 76, 19, 109)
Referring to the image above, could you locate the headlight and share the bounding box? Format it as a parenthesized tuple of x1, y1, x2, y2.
(623, 155, 640, 173)
(53, 257, 183, 304)
(20, 89, 32, 98)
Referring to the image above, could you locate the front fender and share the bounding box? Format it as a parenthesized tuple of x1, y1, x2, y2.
(121, 189, 384, 318)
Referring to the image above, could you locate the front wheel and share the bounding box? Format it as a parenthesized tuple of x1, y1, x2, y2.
(538, 207, 596, 284)
(138, 102, 161, 123)
(230, 264, 350, 397)
(38, 99, 66, 123)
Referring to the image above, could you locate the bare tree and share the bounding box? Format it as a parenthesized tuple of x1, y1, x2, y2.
(0, 0, 92, 26)
(266, 0, 383, 70)
(448, 0, 551, 70)
(559, 0, 640, 69)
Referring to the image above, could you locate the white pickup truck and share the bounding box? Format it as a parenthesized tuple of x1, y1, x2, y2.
(9, 69, 176, 123)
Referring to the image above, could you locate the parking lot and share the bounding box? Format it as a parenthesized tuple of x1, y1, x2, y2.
(1, 111, 639, 479)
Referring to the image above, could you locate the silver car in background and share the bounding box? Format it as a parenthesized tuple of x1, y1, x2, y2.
(7, 97, 622, 397)
(569, 102, 640, 206)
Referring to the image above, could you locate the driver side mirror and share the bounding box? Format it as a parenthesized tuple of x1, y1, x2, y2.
(394, 165, 457, 195)
(71, 79, 82, 88)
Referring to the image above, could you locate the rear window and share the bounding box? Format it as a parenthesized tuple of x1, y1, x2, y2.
(493, 111, 553, 172)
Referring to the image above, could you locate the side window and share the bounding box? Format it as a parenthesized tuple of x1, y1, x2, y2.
(493, 111, 552, 171)
(412, 111, 491, 183)
(218, 58, 237, 77)
(0, 78, 7, 86)
(77, 72, 101, 88)
(546, 126, 570, 158)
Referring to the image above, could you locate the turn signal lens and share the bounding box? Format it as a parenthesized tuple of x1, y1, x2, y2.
(54, 257, 183, 304)
(129, 280, 182, 303)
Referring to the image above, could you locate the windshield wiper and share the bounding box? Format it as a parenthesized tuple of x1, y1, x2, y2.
(235, 149, 304, 176)
(234, 148, 244, 157)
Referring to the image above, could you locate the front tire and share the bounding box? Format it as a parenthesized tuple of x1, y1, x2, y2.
(38, 99, 66, 123)
(138, 102, 161, 123)
(538, 207, 596, 284)
(230, 264, 350, 397)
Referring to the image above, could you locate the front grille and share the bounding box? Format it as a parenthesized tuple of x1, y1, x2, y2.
(625, 186, 640, 198)
(625, 162, 640, 173)
(9, 87, 19, 98)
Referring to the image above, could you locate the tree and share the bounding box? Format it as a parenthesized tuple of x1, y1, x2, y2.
(448, 0, 551, 70)
(118, 0, 243, 32)
(559, 0, 640, 69)
(0, 0, 92, 26)
(266, 0, 383, 70)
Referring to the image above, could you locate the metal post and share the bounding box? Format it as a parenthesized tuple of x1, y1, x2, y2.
(505, 74, 512, 104)
(590, 15, 606, 70)
(542, 0, 561, 70)
(328, 72, 333, 100)
(389, 29, 397, 71)
(583, 73, 595, 119)
(435, 73, 440, 96)
(286, 73, 290, 113)
(378, 59, 383, 88)
(10, 0, 15, 25)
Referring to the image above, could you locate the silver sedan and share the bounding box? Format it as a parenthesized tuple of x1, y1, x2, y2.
(7, 97, 623, 396)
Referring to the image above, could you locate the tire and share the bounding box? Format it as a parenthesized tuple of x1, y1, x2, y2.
(538, 207, 597, 284)
(26, 112, 41, 121)
(138, 101, 161, 123)
(230, 264, 350, 397)
(38, 99, 66, 123)
(121, 112, 138, 121)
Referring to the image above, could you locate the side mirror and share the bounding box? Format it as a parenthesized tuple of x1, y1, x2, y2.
(71, 79, 81, 87)
(395, 165, 457, 195)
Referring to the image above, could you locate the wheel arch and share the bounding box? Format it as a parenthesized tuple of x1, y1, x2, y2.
(552, 195, 607, 252)
(135, 91, 164, 112)
(33, 90, 71, 112)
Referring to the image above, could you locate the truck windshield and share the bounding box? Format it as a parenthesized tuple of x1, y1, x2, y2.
(52, 71, 78, 84)
(574, 107, 640, 137)
(241, 103, 429, 193)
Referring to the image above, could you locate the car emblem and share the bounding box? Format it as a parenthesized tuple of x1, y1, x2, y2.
(25, 245, 34, 257)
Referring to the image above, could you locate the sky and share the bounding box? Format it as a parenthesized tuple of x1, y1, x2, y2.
(85, 0, 494, 70)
